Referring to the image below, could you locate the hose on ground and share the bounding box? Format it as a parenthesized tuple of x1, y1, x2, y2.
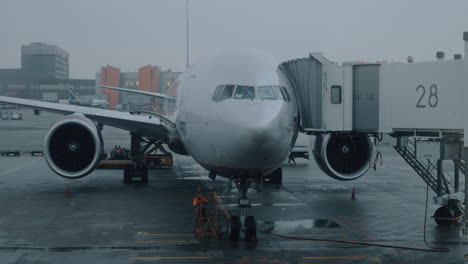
(261, 230, 449, 253)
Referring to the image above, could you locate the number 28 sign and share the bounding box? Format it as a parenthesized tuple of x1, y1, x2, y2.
(416, 84, 438, 108)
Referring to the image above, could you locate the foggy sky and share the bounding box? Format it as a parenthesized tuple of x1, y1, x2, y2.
(1, 0, 468, 79)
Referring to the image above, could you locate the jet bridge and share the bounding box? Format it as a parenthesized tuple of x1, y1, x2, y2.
(280, 32, 468, 231)
(280, 54, 466, 135)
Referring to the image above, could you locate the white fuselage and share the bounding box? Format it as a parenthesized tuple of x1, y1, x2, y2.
(168, 50, 299, 178)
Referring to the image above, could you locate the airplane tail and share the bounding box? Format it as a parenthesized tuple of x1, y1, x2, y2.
(68, 88, 79, 104)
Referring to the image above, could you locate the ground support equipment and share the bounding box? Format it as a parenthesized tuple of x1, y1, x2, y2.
(193, 189, 220, 239)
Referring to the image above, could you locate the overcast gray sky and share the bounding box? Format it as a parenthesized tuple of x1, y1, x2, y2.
(1, 0, 467, 79)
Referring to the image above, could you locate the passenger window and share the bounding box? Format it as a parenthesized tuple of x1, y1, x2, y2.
(212, 85, 224, 102)
(281, 87, 291, 102)
(258, 86, 277, 100)
(233, 86, 255, 99)
(331, 85, 342, 104)
(219, 85, 235, 101)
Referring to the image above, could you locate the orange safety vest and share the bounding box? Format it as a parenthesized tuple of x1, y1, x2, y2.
(193, 196, 208, 207)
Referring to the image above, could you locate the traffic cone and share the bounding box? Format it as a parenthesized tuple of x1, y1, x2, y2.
(65, 185, 70, 197)
(351, 187, 356, 200)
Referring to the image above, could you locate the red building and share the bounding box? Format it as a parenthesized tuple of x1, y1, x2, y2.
(100, 65, 120, 108)
(100, 65, 159, 108)
(138, 65, 159, 93)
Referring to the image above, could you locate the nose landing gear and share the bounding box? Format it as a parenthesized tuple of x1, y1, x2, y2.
(228, 177, 257, 242)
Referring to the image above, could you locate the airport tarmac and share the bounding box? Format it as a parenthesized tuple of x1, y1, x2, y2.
(0, 110, 467, 264)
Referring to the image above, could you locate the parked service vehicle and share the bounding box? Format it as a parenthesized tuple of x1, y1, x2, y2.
(1, 111, 9, 120)
(10, 112, 23, 120)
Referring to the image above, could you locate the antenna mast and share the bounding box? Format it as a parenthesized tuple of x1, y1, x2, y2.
(186, 0, 192, 69)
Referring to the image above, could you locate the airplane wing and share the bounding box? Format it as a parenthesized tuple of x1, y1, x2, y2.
(0, 96, 172, 139)
(100, 85, 176, 101)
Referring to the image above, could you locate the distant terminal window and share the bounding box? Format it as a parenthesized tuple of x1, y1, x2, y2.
(212, 85, 224, 102)
(331, 85, 342, 104)
(258, 86, 277, 100)
(219, 85, 235, 101)
(233, 86, 255, 99)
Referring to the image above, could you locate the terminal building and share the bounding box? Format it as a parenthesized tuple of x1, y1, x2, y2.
(21, 43, 69, 79)
(96, 65, 180, 109)
(0, 43, 95, 102)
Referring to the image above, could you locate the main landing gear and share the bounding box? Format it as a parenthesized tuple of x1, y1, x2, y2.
(123, 133, 165, 184)
(264, 167, 282, 185)
(228, 177, 257, 242)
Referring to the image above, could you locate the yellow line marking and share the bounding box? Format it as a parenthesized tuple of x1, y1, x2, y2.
(135, 240, 193, 243)
(0, 158, 42, 178)
(299, 234, 347, 237)
(140, 234, 192, 236)
(130, 256, 208, 260)
(303, 256, 382, 263)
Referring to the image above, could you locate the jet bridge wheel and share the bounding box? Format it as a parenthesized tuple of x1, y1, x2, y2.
(244, 216, 257, 242)
(434, 205, 458, 226)
(228, 216, 241, 241)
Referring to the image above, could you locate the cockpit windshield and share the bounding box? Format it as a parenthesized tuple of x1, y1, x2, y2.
(219, 85, 235, 101)
(258, 86, 277, 100)
(233, 86, 255, 99)
(212, 85, 289, 102)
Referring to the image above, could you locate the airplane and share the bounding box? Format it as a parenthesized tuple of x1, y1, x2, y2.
(0, 49, 376, 241)
(0, 1, 376, 242)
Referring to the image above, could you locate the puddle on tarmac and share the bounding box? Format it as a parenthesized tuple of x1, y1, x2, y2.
(261, 219, 340, 233)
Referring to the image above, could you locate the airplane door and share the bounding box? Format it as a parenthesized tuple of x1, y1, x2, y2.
(322, 63, 346, 131)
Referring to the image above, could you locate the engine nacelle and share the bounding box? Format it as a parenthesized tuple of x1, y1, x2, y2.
(313, 134, 374, 181)
(44, 114, 103, 179)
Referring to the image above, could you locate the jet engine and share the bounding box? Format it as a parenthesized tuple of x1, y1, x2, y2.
(44, 114, 103, 179)
(313, 134, 374, 181)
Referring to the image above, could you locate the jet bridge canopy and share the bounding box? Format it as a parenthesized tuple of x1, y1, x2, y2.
(280, 53, 352, 132)
(279, 55, 322, 130)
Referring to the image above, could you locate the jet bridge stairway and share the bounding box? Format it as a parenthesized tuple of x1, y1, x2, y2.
(394, 139, 452, 196)
(394, 138, 465, 225)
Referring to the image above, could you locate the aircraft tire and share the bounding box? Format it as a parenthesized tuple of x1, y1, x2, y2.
(244, 216, 257, 242)
(228, 216, 241, 241)
(141, 163, 149, 184)
(434, 206, 455, 226)
(270, 167, 282, 185)
(123, 163, 134, 184)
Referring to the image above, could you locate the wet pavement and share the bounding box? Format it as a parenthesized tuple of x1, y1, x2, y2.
(0, 109, 467, 263)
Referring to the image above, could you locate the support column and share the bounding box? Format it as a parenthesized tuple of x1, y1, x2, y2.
(454, 160, 459, 193)
(437, 160, 443, 197)
(464, 147, 468, 230)
(464, 32, 468, 232)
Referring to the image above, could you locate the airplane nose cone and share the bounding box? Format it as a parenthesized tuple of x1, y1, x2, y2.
(221, 103, 292, 171)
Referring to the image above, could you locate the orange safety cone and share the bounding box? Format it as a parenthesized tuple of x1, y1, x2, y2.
(65, 185, 70, 197)
(351, 187, 356, 200)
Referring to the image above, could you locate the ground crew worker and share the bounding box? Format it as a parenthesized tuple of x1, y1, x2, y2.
(193, 186, 208, 228)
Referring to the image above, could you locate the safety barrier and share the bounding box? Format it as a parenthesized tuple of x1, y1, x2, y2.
(0, 151, 43, 157)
